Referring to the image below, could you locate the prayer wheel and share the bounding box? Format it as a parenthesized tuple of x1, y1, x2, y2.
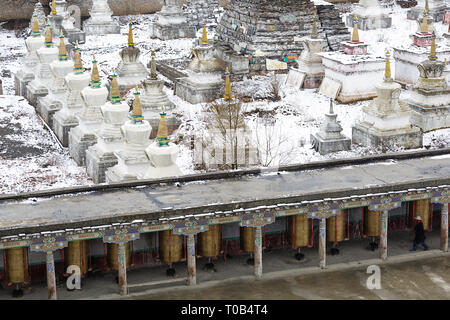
(5, 247, 28, 284)
(199, 225, 221, 258)
(107, 243, 131, 271)
(327, 211, 346, 243)
(240, 226, 254, 253)
(415, 199, 430, 230)
(366, 210, 381, 237)
(159, 230, 183, 264)
(290, 215, 310, 248)
(64, 240, 88, 275)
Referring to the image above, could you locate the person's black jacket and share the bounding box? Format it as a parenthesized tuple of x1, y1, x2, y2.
(414, 221, 425, 243)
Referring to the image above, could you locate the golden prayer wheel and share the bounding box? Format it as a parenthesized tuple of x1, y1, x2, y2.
(5, 247, 29, 284)
(107, 243, 131, 271)
(64, 240, 88, 275)
(240, 226, 254, 253)
(159, 230, 183, 264)
(199, 225, 221, 258)
(290, 215, 310, 248)
(415, 199, 430, 230)
(366, 209, 381, 237)
(327, 210, 346, 243)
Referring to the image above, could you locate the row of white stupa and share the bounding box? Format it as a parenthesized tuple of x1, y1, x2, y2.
(15, 17, 181, 184)
(31, 0, 199, 44)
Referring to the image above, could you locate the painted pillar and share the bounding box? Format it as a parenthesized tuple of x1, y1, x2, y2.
(254, 226, 262, 280)
(118, 242, 127, 295)
(319, 218, 326, 269)
(187, 234, 196, 286)
(441, 203, 449, 252)
(46, 251, 57, 300)
(380, 210, 388, 260)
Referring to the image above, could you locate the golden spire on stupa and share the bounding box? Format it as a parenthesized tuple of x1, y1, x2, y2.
(58, 31, 68, 61)
(156, 106, 169, 146)
(131, 86, 143, 123)
(429, 32, 437, 61)
(44, 20, 53, 47)
(420, 9, 429, 33)
(73, 42, 84, 74)
(201, 24, 208, 46)
(31, 15, 41, 37)
(312, 13, 318, 39)
(384, 50, 392, 81)
(128, 18, 134, 47)
(109, 68, 121, 103)
(51, 0, 57, 16)
(425, 0, 430, 13)
(90, 55, 101, 87)
(224, 67, 233, 100)
(351, 16, 359, 42)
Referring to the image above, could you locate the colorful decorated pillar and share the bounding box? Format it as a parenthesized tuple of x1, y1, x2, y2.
(241, 210, 275, 280)
(319, 218, 326, 268)
(431, 189, 449, 252)
(172, 219, 210, 286)
(46, 251, 57, 300)
(441, 203, 449, 252)
(380, 210, 388, 260)
(30, 236, 68, 300)
(187, 234, 196, 285)
(254, 226, 263, 280)
(103, 227, 140, 296)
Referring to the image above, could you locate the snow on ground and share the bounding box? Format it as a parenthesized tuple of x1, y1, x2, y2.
(0, 96, 92, 194)
(0, 6, 449, 194)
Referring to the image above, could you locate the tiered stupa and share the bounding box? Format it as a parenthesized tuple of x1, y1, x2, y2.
(26, 22, 59, 107)
(144, 107, 182, 179)
(215, 0, 349, 72)
(407, 0, 446, 22)
(29, 2, 46, 35)
(15, 15, 44, 99)
(293, 14, 325, 89)
(310, 99, 351, 155)
(346, 0, 392, 30)
(176, 25, 224, 104)
(141, 51, 178, 138)
(151, 0, 196, 40)
(48, 0, 86, 44)
(317, 17, 385, 103)
(86, 70, 130, 183)
(37, 32, 73, 129)
(393, 9, 450, 86)
(114, 20, 149, 95)
(69, 56, 108, 166)
(53, 44, 91, 147)
(352, 51, 423, 149)
(405, 34, 450, 132)
(83, 0, 120, 35)
(199, 71, 259, 170)
(106, 88, 153, 182)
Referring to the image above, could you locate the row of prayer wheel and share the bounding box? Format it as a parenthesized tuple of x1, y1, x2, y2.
(0, 200, 434, 282)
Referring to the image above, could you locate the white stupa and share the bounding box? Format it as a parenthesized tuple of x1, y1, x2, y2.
(106, 88, 153, 182)
(83, 0, 120, 35)
(26, 21, 59, 107)
(15, 15, 44, 98)
(48, 0, 86, 44)
(68, 56, 108, 166)
(37, 32, 73, 129)
(86, 70, 130, 184)
(144, 107, 182, 179)
(114, 19, 149, 95)
(346, 0, 392, 30)
(152, 0, 196, 40)
(53, 43, 91, 147)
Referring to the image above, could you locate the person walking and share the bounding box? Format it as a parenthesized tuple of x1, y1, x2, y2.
(410, 216, 429, 251)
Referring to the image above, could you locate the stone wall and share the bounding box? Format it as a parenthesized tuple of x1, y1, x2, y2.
(0, 0, 189, 21)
